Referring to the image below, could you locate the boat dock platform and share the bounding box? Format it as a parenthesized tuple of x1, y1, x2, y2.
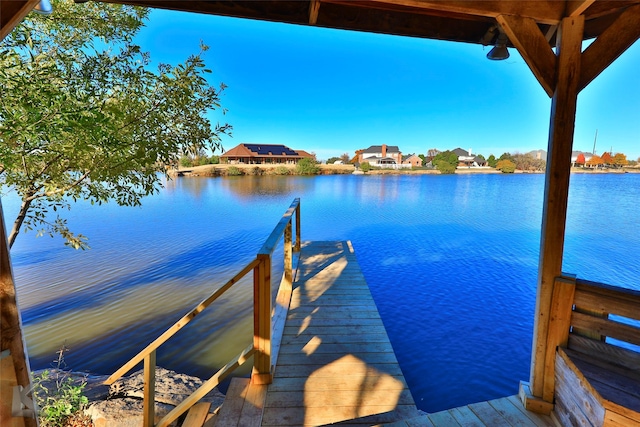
(210, 241, 556, 426)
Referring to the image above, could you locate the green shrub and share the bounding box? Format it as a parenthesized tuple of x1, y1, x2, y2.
(295, 158, 320, 175)
(179, 155, 192, 167)
(227, 166, 243, 176)
(273, 166, 290, 175)
(496, 159, 516, 173)
(32, 346, 90, 427)
(360, 162, 371, 172)
(435, 160, 456, 174)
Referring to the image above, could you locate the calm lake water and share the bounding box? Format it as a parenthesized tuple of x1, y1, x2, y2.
(4, 173, 640, 412)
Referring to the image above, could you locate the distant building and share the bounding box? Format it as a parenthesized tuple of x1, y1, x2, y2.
(221, 143, 314, 164)
(356, 144, 407, 168)
(570, 150, 594, 166)
(452, 148, 487, 167)
(402, 154, 422, 168)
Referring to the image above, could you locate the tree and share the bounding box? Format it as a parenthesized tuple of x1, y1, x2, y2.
(426, 148, 440, 162)
(587, 154, 603, 168)
(576, 153, 586, 166)
(0, 0, 231, 248)
(495, 159, 516, 173)
(432, 150, 458, 173)
(340, 153, 351, 164)
(499, 152, 514, 162)
(601, 152, 613, 166)
(612, 153, 628, 168)
(326, 157, 341, 164)
(418, 154, 426, 166)
(487, 154, 497, 168)
(512, 153, 545, 171)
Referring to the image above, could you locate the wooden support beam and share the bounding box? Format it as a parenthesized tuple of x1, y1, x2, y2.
(497, 14, 557, 97)
(542, 275, 576, 402)
(579, 3, 640, 92)
(565, 0, 596, 17)
(0, 0, 38, 41)
(0, 201, 37, 427)
(309, 0, 321, 25)
(342, 0, 566, 25)
(142, 351, 156, 427)
(529, 15, 584, 405)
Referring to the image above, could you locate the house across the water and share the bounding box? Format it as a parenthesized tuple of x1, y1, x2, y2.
(452, 148, 487, 167)
(220, 143, 314, 164)
(356, 144, 409, 168)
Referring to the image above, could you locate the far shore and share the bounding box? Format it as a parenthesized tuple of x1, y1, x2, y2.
(167, 163, 640, 177)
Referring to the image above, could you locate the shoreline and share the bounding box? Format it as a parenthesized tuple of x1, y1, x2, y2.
(168, 164, 640, 177)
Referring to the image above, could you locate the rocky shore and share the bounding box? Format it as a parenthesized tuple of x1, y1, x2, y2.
(35, 367, 225, 427)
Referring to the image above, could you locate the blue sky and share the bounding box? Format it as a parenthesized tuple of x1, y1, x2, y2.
(134, 9, 640, 162)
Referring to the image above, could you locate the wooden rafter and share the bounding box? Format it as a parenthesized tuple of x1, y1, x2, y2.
(579, 3, 640, 92)
(309, 0, 321, 24)
(497, 14, 557, 97)
(0, 0, 38, 41)
(565, 0, 596, 17)
(328, 0, 566, 24)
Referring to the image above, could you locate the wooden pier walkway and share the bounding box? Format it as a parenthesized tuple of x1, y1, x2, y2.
(209, 240, 557, 427)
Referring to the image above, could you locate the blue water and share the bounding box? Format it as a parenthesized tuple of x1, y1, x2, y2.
(4, 173, 640, 412)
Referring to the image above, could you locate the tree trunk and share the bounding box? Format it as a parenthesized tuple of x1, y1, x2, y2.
(8, 198, 31, 248)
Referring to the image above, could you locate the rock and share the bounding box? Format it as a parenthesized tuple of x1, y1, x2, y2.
(34, 367, 225, 427)
(85, 398, 176, 427)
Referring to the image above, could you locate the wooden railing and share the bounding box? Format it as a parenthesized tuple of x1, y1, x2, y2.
(104, 198, 301, 427)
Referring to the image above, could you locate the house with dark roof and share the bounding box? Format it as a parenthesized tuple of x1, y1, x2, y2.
(220, 143, 314, 164)
(356, 144, 406, 168)
(452, 148, 487, 167)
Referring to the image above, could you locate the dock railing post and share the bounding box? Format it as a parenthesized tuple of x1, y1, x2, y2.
(284, 221, 293, 290)
(143, 350, 156, 427)
(252, 254, 272, 384)
(294, 199, 301, 253)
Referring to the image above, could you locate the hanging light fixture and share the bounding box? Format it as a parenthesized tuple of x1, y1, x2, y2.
(33, 0, 53, 15)
(487, 29, 510, 60)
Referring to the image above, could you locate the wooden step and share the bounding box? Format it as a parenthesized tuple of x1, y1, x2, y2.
(212, 378, 267, 427)
(181, 402, 211, 427)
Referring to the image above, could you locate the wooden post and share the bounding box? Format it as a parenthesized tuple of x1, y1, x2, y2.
(0, 200, 38, 427)
(252, 255, 272, 384)
(295, 199, 301, 253)
(284, 221, 293, 290)
(529, 15, 584, 404)
(143, 350, 156, 427)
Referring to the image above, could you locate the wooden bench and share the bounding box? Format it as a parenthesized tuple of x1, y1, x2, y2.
(553, 278, 640, 427)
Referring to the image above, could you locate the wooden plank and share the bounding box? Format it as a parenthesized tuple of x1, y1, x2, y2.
(427, 409, 461, 426)
(497, 14, 556, 97)
(213, 377, 250, 427)
(0, 353, 26, 427)
(488, 397, 540, 426)
(181, 402, 211, 427)
(530, 14, 584, 401)
(272, 362, 406, 378)
(0, 0, 38, 41)
(574, 286, 640, 321)
(277, 351, 400, 366)
(468, 400, 507, 425)
(237, 382, 267, 427)
(253, 255, 272, 384)
(570, 311, 640, 347)
(266, 375, 408, 393)
(258, 199, 299, 256)
(265, 389, 415, 408)
(281, 332, 392, 345)
(278, 341, 395, 355)
(261, 404, 418, 426)
(449, 406, 484, 426)
(566, 0, 597, 16)
(506, 395, 554, 427)
(568, 334, 640, 374)
(604, 411, 640, 427)
(555, 348, 605, 425)
(579, 3, 640, 91)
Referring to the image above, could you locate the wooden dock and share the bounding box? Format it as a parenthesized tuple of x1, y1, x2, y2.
(210, 240, 557, 427)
